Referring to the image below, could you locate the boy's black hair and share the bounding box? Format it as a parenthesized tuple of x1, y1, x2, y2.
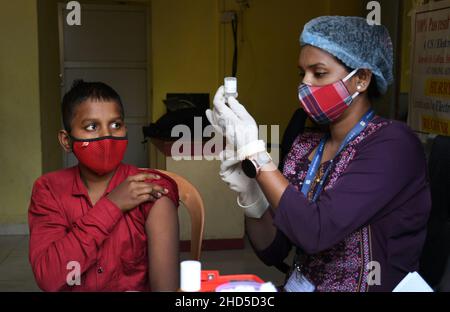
(61, 80, 125, 132)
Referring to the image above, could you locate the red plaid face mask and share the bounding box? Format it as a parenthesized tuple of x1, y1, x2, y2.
(298, 69, 359, 125)
(71, 136, 128, 175)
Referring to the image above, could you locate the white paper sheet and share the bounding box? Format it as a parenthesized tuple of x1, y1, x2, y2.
(393, 272, 434, 292)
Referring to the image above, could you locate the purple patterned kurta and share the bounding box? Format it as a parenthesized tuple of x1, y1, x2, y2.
(261, 117, 431, 292)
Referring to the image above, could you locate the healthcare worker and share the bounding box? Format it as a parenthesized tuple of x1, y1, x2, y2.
(206, 16, 431, 292)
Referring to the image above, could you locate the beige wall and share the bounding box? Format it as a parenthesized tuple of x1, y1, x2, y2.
(0, 0, 42, 226)
(37, 0, 64, 173)
(400, 0, 425, 94)
(150, 0, 220, 122)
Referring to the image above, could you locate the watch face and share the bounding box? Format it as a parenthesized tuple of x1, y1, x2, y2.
(241, 159, 257, 179)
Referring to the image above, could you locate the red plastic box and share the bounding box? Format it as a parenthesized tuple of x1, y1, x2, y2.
(200, 270, 264, 292)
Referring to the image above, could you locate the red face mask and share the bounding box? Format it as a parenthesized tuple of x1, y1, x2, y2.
(71, 136, 128, 175)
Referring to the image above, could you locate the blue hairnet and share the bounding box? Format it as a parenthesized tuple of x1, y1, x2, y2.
(300, 16, 394, 94)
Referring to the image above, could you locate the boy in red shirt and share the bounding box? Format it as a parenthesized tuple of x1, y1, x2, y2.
(28, 81, 180, 291)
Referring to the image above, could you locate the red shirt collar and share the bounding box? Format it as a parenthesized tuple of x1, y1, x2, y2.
(72, 163, 126, 198)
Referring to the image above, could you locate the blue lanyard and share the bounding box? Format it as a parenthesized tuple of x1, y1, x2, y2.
(301, 109, 375, 202)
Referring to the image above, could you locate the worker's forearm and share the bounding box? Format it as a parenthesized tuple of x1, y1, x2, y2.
(256, 164, 290, 210)
(245, 209, 277, 251)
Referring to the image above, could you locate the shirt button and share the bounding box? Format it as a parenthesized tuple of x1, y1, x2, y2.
(97, 267, 104, 274)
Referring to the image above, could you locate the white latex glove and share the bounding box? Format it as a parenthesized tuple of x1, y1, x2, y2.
(219, 150, 269, 219)
(219, 151, 250, 193)
(206, 86, 266, 160)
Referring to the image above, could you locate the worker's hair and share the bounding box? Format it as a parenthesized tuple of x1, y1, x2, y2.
(61, 80, 124, 132)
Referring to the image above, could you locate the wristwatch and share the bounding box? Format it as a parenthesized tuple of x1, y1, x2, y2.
(241, 151, 273, 178)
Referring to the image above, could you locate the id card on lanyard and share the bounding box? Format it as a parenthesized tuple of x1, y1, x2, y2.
(284, 109, 375, 292)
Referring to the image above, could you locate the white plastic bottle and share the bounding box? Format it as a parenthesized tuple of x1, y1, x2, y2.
(180, 260, 201, 292)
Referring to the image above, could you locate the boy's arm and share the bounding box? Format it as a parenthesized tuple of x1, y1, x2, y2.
(28, 178, 123, 291)
(145, 196, 180, 291)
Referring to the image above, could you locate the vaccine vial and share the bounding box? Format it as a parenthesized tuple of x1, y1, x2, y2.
(224, 77, 238, 99)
